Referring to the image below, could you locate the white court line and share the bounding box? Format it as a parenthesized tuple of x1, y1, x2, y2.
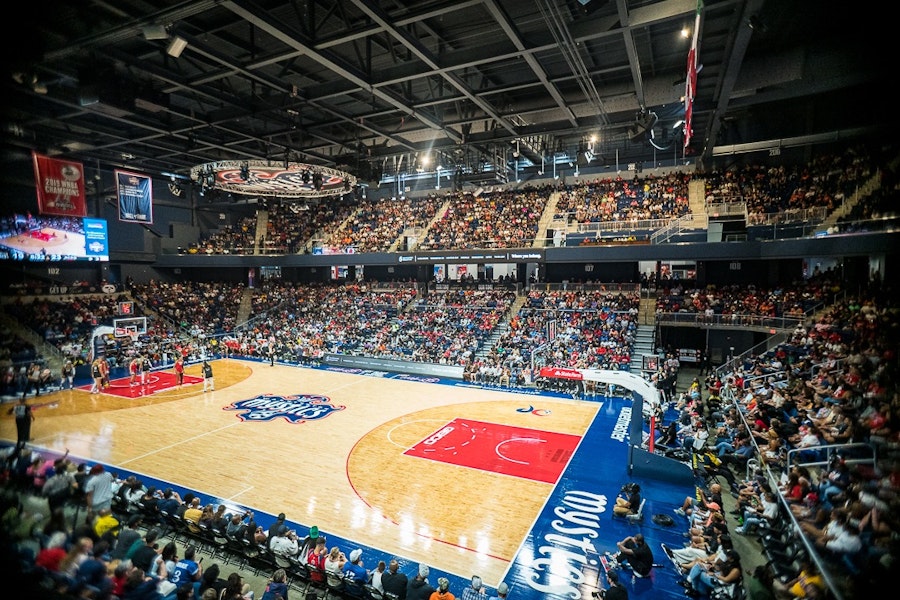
(118, 421, 243, 466)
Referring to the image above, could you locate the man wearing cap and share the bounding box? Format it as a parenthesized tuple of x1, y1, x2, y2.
(84, 464, 115, 515)
(342, 548, 369, 584)
(431, 577, 455, 600)
(487, 582, 509, 600)
(407, 564, 435, 600)
(381, 558, 408, 599)
(461, 576, 485, 600)
(270, 526, 300, 558)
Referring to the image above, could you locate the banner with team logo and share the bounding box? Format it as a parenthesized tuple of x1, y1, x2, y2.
(31, 152, 87, 217)
(115, 169, 153, 224)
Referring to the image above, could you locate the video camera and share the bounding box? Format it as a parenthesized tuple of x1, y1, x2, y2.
(620, 482, 640, 495)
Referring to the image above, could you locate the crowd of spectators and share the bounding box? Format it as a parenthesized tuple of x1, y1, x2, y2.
(554, 171, 691, 224)
(2, 443, 505, 600)
(183, 216, 257, 256)
(654, 277, 843, 321)
(264, 196, 359, 254)
(703, 144, 878, 224)
(2, 272, 898, 600)
(419, 189, 546, 250)
(321, 195, 445, 253)
(655, 276, 898, 600)
(157, 142, 896, 256)
(131, 281, 244, 337)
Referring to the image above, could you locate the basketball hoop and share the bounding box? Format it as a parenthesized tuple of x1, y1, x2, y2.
(115, 325, 139, 345)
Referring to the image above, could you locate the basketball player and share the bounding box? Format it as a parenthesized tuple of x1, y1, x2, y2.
(129, 357, 141, 387)
(90, 358, 103, 394)
(174, 356, 185, 386)
(61, 360, 75, 390)
(140, 355, 151, 386)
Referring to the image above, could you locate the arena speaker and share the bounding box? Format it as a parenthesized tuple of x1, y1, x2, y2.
(628, 111, 658, 142)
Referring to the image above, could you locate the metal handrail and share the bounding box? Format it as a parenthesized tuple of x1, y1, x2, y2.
(656, 312, 803, 331)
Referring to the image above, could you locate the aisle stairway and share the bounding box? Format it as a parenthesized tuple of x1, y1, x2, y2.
(818, 169, 882, 230)
(236, 288, 255, 324)
(254, 209, 268, 253)
(401, 197, 454, 251)
(533, 191, 562, 247)
(475, 294, 527, 360)
(637, 296, 656, 326)
(629, 323, 656, 372)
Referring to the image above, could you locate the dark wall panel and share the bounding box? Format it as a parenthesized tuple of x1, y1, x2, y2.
(545, 261, 639, 283)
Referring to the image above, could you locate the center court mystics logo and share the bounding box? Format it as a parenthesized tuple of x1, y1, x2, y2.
(224, 393, 345, 422)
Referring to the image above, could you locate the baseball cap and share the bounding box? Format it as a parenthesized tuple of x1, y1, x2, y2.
(497, 582, 509, 595)
(437, 578, 449, 592)
(349, 549, 362, 563)
(308, 525, 319, 538)
(706, 502, 721, 511)
(418, 564, 430, 578)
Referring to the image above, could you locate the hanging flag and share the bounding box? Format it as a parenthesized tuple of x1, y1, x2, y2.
(684, 0, 703, 150)
(31, 152, 87, 217)
(115, 169, 154, 224)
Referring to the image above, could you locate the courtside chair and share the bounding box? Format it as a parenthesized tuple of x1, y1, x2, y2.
(304, 562, 330, 599)
(626, 497, 647, 523)
(196, 521, 227, 559)
(286, 555, 311, 595)
(363, 585, 385, 600)
(325, 570, 346, 598)
(222, 533, 249, 569)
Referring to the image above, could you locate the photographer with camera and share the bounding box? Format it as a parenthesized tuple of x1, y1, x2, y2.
(613, 483, 641, 518)
(593, 570, 628, 600)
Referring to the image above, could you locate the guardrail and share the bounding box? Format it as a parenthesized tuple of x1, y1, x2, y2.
(655, 312, 803, 331)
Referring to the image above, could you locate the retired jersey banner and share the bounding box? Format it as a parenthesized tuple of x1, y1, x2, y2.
(31, 152, 87, 217)
(115, 169, 153, 224)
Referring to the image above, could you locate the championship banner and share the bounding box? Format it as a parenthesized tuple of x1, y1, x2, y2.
(115, 169, 153, 224)
(31, 152, 87, 217)
(684, 0, 703, 149)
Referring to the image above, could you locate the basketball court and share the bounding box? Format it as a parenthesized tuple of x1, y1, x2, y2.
(1, 357, 695, 600)
(0, 226, 86, 257)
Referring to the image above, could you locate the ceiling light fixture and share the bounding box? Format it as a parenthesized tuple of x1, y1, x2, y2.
(166, 36, 188, 58)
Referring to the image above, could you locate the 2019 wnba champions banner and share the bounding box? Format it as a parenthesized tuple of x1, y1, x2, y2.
(115, 169, 153, 224)
(31, 152, 87, 217)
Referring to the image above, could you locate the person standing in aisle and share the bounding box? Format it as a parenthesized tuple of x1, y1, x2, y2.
(8, 396, 34, 448)
(698, 348, 712, 376)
